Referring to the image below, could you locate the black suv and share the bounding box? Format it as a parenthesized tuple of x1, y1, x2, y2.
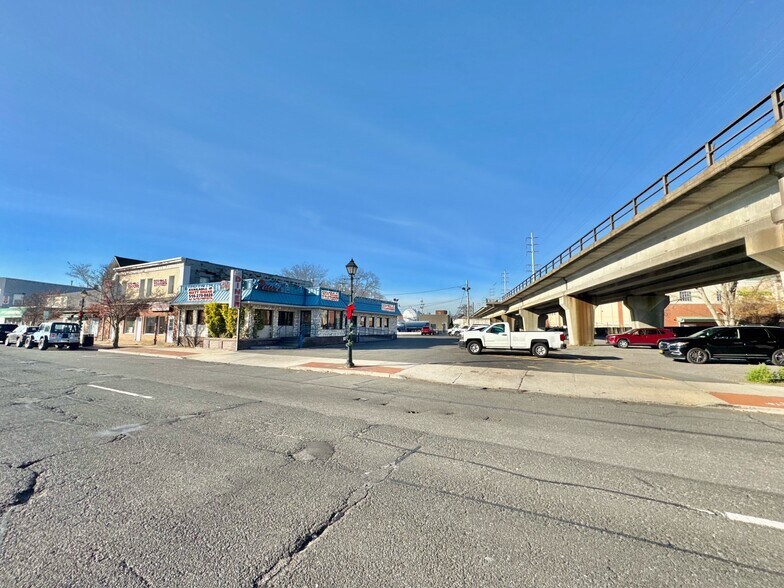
(660, 326, 784, 365)
(0, 324, 18, 343)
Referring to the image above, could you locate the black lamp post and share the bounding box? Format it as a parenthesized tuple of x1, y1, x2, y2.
(345, 258, 358, 368)
(79, 290, 87, 331)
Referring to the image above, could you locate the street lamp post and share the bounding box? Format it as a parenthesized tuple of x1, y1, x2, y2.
(78, 290, 87, 331)
(345, 258, 358, 368)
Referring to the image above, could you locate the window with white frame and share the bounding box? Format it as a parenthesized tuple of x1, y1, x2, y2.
(679, 291, 692, 302)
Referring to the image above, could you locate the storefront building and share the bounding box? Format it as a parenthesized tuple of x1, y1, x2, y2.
(111, 257, 309, 346)
(170, 277, 399, 349)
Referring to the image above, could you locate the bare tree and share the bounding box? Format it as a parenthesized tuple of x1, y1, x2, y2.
(67, 263, 149, 348)
(328, 268, 382, 298)
(21, 291, 56, 325)
(281, 263, 328, 286)
(696, 282, 738, 326)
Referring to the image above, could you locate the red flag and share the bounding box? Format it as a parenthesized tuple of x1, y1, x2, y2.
(346, 303, 355, 320)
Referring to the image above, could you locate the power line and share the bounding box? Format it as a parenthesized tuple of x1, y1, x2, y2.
(387, 285, 462, 296)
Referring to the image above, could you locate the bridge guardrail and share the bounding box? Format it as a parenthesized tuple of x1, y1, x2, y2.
(494, 82, 784, 305)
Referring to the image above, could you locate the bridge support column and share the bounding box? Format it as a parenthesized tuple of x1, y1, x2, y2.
(746, 224, 784, 274)
(500, 313, 515, 330)
(519, 309, 543, 331)
(623, 295, 669, 328)
(559, 296, 595, 346)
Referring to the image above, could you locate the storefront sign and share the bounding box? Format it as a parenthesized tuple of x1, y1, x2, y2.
(187, 286, 214, 301)
(229, 270, 242, 309)
(381, 303, 396, 312)
(321, 289, 340, 302)
(153, 279, 168, 287)
(255, 279, 284, 293)
(220, 280, 230, 290)
(150, 302, 171, 312)
(126, 282, 139, 290)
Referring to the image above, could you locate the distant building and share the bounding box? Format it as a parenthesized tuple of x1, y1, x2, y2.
(0, 277, 83, 324)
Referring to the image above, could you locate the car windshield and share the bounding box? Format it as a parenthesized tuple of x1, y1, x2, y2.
(51, 323, 79, 333)
(688, 328, 715, 338)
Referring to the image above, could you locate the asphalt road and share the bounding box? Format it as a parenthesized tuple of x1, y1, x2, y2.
(267, 334, 756, 384)
(1, 346, 783, 587)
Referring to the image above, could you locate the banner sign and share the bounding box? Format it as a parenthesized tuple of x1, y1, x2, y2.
(229, 270, 243, 309)
(320, 289, 340, 302)
(187, 286, 214, 302)
(153, 279, 168, 287)
(126, 282, 140, 290)
(220, 280, 230, 290)
(381, 303, 396, 312)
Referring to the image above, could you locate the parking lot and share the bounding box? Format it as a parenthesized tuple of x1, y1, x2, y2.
(256, 333, 762, 385)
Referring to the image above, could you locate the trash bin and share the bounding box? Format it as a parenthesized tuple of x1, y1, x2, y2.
(80, 333, 94, 347)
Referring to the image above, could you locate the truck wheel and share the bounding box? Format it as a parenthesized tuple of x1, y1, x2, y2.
(467, 341, 482, 355)
(24, 337, 35, 349)
(4, 339, 10, 346)
(17, 338, 25, 347)
(38, 337, 48, 351)
(617, 339, 629, 349)
(531, 342, 549, 358)
(686, 347, 709, 364)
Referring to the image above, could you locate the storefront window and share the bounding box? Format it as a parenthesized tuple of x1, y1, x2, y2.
(323, 310, 341, 330)
(197, 310, 205, 325)
(124, 318, 136, 334)
(279, 311, 294, 326)
(384, 318, 389, 328)
(359, 316, 366, 327)
(145, 317, 156, 334)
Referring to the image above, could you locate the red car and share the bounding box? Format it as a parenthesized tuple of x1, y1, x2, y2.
(606, 328, 675, 348)
(420, 326, 435, 335)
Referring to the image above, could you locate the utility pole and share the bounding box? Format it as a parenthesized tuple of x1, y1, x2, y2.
(526, 232, 538, 277)
(462, 280, 471, 326)
(502, 270, 508, 297)
(419, 298, 425, 315)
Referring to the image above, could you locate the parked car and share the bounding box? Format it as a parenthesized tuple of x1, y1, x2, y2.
(420, 326, 434, 335)
(23, 321, 81, 350)
(0, 323, 18, 343)
(4, 325, 38, 347)
(447, 326, 462, 335)
(607, 328, 676, 348)
(660, 325, 784, 365)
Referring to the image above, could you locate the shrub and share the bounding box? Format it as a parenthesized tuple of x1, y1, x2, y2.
(204, 303, 226, 337)
(747, 364, 774, 383)
(220, 305, 245, 338)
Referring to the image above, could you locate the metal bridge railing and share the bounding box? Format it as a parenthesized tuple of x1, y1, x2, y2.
(494, 82, 784, 304)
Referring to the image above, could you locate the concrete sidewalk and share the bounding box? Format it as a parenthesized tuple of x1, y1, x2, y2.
(98, 346, 784, 414)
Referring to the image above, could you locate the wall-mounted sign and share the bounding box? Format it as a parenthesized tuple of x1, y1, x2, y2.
(220, 281, 230, 290)
(381, 303, 396, 312)
(153, 279, 168, 287)
(126, 282, 140, 289)
(321, 289, 340, 302)
(150, 302, 171, 312)
(255, 279, 284, 293)
(187, 286, 214, 302)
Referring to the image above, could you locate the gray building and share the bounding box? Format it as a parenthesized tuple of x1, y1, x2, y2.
(0, 277, 83, 324)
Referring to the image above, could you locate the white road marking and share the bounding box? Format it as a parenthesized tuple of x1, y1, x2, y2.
(88, 384, 153, 400)
(723, 512, 784, 530)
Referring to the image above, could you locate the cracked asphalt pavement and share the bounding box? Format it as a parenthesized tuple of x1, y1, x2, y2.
(1, 346, 783, 587)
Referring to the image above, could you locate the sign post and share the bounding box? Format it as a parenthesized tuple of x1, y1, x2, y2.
(230, 270, 243, 350)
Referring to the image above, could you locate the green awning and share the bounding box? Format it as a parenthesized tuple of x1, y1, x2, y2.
(0, 307, 25, 318)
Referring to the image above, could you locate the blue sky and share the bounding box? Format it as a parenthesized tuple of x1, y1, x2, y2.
(2, 2, 783, 312)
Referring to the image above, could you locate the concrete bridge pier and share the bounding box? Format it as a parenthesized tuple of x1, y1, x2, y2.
(519, 309, 545, 331)
(623, 295, 669, 329)
(559, 296, 595, 346)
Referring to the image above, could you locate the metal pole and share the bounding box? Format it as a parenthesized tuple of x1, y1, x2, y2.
(235, 301, 241, 351)
(347, 273, 355, 368)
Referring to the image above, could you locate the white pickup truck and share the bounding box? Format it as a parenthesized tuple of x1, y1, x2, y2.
(459, 322, 566, 357)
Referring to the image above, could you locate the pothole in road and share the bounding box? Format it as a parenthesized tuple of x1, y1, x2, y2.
(292, 441, 335, 462)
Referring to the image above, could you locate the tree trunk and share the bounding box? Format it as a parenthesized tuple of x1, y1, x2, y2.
(696, 287, 725, 325)
(111, 318, 121, 348)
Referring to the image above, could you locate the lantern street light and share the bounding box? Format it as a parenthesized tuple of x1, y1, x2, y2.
(345, 258, 358, 368)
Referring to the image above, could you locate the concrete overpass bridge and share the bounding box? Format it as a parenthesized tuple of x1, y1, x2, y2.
(474, 83, 784, 345)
